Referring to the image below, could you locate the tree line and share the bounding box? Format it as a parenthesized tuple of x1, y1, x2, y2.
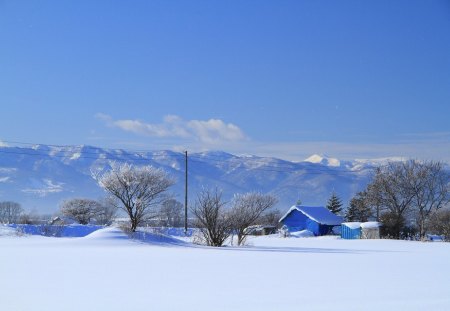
(6, 163, 277, 246)
(95, 163, 279, 246)
(2, 159, 449, 243)
(339, 160, 450, 240)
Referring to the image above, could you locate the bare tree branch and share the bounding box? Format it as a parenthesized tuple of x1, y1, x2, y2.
(191, 188, 231, 247)
(0, 201, 23, 224)
(97, 162, 174, 232)
(229, 192, 277, 246)
(60, 198, 101, 225)
(363, 160, 450, 239)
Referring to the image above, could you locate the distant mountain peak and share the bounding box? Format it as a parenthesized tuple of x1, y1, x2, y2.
(304, 154, 341, 167)
(195, 150, 236, 159)
(0, 144, 377, 213)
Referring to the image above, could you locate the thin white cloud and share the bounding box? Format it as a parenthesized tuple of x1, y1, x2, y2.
(94, 113, 112, 123)
(95, 114, 449, 163)
(96, 113, 247, 145)
(22, 179, 64, 197)
(0, 167, 17, 173)
(187, 118, 246, 144)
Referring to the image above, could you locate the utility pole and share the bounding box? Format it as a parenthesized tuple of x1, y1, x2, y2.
(184, 150, 188, 235)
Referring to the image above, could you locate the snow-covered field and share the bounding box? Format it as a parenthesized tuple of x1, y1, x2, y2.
(1, 226, 449, 311)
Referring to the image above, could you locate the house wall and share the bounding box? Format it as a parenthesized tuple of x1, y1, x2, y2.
(281, 210, 320, 235)
(318, 224, 336, 236)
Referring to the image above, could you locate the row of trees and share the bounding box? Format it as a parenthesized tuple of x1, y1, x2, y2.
(5, 159, 448, 243)
(0, 201, 23, 224)
(192, 189, 278, 246)
(0, 198, 118, 226)
(94, 163, 279, 246)
(59, 198, 118, 225)
(59, 197, 185, 227)
(344, 160, 450, 240)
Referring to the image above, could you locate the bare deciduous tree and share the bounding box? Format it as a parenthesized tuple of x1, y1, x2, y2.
(408, 160, 450, 239)
(191, 188, 231, 247)
(0, 201, 23, 224)
(158, 199, 183, 227)
(427, 208, 450, 241)
(97, 163, 174, 232)
(363, 160, 450, 239)
(60, 198, 101, 225)
(365, 162, 417, 239)
(258, 208, 282, 227)
(365, 181, 384, 221)
(229, 192, 277, 246)
(95, 197, 119, 226)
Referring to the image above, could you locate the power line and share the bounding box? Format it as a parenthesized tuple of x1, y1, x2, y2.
(0, 148, 367, 177)
(0, 140, 372, 176)
(2, 139, 362, 172)
(0, 148, 170, 162)
(0, 139, 182, 157)
(186, 156, 370, 175)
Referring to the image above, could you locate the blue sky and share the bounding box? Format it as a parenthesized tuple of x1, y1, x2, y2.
(1, 0, 449, 161)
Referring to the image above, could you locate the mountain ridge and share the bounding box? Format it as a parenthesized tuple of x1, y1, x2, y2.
(0, 144, 393, 213)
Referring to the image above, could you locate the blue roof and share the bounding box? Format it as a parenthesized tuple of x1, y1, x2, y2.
(279, 205, 343, 226)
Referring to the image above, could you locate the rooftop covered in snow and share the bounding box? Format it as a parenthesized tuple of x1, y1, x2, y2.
(342, 222, 362, 229)
(360, 222, 381, 229)
(279, 205, 343, 226)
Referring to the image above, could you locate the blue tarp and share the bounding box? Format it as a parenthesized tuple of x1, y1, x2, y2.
(280, 205, 343, 226)
(279, 205, 343, 236)
(341, 222, 362, 239)
(8, 224, 104, 237)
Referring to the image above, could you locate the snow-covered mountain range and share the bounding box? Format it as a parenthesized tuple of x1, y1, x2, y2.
(0, 145, 390, 213)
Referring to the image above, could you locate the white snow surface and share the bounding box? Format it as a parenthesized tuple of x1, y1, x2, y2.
(360, 221, 381, 229)
(0, 225, 17, 236)
(289, 229, 315, 238)
(69, 152, 81, 160)
(304, 154, 341, 167)
(1, 226, 450, 310)
(342, 222, 362, 229)
(280, 205, 343, 225)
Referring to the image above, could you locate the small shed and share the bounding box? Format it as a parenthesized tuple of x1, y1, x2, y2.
(244, 225, 277, 236)
(341, 222, 381, 239)
(361, 222, 380, 239)
(279, 205, 343, 236)
(341, 222, 362, 239)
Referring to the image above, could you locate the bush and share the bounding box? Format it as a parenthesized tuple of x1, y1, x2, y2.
(60, 198, 101, 225)
(427, 209, 450, 241)
(191, 188, 231, 247)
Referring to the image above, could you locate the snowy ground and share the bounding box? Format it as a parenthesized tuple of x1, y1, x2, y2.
(1, 226, 450, 311)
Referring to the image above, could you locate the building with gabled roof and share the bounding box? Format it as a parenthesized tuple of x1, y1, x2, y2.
(279, 205, 343, 236)
(341, 222, 381, 239)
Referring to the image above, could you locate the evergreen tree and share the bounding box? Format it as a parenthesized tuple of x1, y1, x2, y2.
(326, 192, 343, 215)
(345, 201, 358, 222)
(345, 192, 372, 222)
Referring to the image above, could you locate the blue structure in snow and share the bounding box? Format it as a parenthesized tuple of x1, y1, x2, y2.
(279, 205, 343, 236)
(341, 222, 362, 239)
